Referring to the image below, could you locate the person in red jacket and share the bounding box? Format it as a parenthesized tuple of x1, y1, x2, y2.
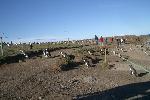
(99, 36, 104, 46)
(110, 37, 114, 43)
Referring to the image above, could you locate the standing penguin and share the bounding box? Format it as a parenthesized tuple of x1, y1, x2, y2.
(43, 49, 51, 58)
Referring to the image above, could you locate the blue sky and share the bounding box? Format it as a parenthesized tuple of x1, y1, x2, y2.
(0, 0, 150, 42)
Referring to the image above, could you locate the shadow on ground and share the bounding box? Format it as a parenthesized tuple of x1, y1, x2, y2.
(138, 72, 149, 77)
(73, 81, 150, 100)
(60, 61, 83, 71)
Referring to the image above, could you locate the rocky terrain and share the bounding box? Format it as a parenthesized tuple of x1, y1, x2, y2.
(0, 43, 150, 100)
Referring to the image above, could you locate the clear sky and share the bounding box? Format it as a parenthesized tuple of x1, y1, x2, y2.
(0, 0, 150, 42)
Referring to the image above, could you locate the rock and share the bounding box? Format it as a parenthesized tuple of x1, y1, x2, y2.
(83, 76, 97, 84)
(38, 96, 42, 100)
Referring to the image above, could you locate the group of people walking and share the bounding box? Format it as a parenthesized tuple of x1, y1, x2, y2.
(95, 35, 114, 46)
(94, 35, 126, 47)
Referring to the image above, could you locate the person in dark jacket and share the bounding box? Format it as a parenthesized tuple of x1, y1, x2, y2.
(105, 38, 108, 45)
(95, 35, 98, 45)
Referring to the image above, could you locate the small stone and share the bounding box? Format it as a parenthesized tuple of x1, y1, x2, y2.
(38, 97, 42, 100)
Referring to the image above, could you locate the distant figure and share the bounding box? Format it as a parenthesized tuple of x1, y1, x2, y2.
(95, 35, 98, 45)
(11, 41, 13, 45)
(105, 38, 108, 45)
(116, 38, 121, 48)
(30, 43, 33, 49)
(110, 37, 113, 43)
(121, 38, 124, 44)
(99, 36, 104, 46)
(123, 38, 126, 44)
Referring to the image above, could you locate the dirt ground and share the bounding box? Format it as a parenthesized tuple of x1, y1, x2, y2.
(0, 44, 150, 100)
